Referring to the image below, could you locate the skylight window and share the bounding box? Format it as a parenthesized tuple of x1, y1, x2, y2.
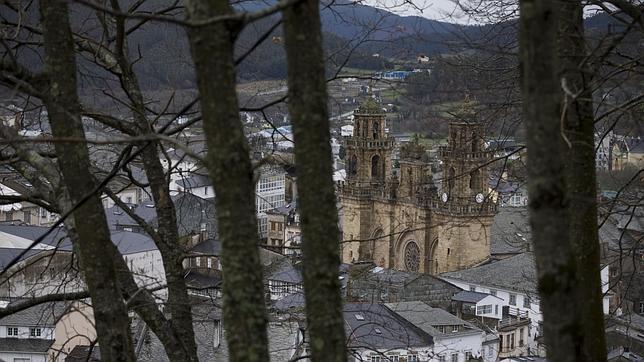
(355, 314, 365, 321)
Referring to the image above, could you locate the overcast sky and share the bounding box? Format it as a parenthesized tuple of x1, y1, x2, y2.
(363, 0, 476, 24)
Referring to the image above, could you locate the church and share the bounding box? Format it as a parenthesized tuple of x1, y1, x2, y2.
(338, 100, 497, 274)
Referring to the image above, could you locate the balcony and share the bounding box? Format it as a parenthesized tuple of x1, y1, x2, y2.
(344, 137, 395, 150)
(438, 146, 494, 161)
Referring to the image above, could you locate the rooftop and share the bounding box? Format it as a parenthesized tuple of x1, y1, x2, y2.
(343, 302, 432, 350)
(440, 252, 537, 295)
(385, 301, 481, 339)
(452, 290, 499, 304)
(0, 300, 68, 327)
(0, 338, 54, 353)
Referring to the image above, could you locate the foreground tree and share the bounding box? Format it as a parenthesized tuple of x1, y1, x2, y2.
(519, 0, 608, 360)
(39, 0, 135, 359)
(283, 0, 348, 359)
(184, 0, 270, 359)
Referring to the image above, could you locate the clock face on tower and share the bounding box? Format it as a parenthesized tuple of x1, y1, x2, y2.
(441, 192, 448, 203)
(475, 193, 484, 203)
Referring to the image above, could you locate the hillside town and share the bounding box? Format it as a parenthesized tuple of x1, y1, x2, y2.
(0, 0, 642, 360)
(0, 94, 641, 361)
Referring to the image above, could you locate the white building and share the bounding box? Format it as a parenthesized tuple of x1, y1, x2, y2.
(440, 252, 610, 357)
(256, 166, 286, 238)
(0, 225, 166, 299)
(386, 301, 497, 362)
(0, 301, 96, 361)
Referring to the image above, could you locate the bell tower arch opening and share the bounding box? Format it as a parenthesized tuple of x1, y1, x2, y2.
(371, 154, 381, 180)
(349, 154, 358, 177)
(373, 120, 380, 139)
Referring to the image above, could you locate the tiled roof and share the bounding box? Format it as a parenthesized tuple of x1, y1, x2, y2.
(452, 290, 493, 304)
(490, 207, 531, 256)
(344, 302, 432, 350)
(0, 337, 54, 352)
(441, 252, 537, 294)
(385, 301, 480, 339)
(0, 300, 68, 327)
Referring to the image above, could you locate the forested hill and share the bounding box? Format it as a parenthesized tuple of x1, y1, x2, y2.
(5, 0, 618, 91)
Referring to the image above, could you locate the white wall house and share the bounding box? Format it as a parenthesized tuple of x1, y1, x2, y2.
(256, 167, 286, 238)
(440, 252, 611, 357)
(386, 301, 494, 362)
(0, 301, 95, 362)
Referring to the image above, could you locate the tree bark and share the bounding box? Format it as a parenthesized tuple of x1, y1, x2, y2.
(519, 0, 584, 360)
(39, 0, 135, 359)
(282, 0, 348, 360)
(184, 2, 270, 360)
(107, 7, 198, 354)
(558, 1, 607, 359)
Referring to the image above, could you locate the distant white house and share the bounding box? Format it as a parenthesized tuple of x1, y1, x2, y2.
(440, 252, 611, 357)
(0, 301, 96, 362)
(386, 301, 498, 362)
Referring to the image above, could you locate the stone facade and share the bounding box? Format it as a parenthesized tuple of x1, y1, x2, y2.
(339, 100, 496, 274)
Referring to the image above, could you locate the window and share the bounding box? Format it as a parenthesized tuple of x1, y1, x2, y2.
(207, 258, 212, 269)
(509, 293, 517, 306)
(452, 325, 459, 332)
(5, 211, 12, 221)
(437, 355, 446, 362)
(7, 327, 18, 336)
(388, 356, 399, 362)
(437, 325, 445, 333)
(523, 296, 530, 308)
(30, 328, 41, 337)
(408, 354, 418, 362)
(488, 345, 493, 356)
(370, 356, 380, 362)
(495, 304, 499, 315)
(126, 196, 132, 203)
(204, 186, 209, 195)
(451, 353, 458, 362)
(477, 304, 492, 314)
(519, 328, 525, 346)
(639, 302, 644, 314)
(469, 285, 476, 292)
(466, 351, 473, 360)
(510, 333, 515, 349)
(23, 211, 31, 224)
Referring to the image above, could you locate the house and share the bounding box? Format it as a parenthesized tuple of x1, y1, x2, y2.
(256, 165, 287, 238)
(386, 301, 497, 362)
(489, 178, 528, 207)
(452, 290, 503, 321)
(266, 263, 303, 301)
(0, 181, 58, 227)
(346, 264, 460, 310)
(175, 175, 215, 199)
(440, 252, 611, 358)
(266, 203, 301, 255)
(0, 225, 167, 298)
(135, 298, 302, 361)
(344, 302, 433, 361)
(0, 300, 96, 361)
(605, 313, 644, 361)
(267, 262, 350, 301)
(104, 192, 217, 240)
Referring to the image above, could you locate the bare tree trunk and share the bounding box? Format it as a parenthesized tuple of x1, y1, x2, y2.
(184, 2, 270, 360)
(519, 0, 585, 360)
(282, 0, 347, 360)
(108, 6, 198, 353)
(558, 1, 607, 359)
(39, 0, 135, 359)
